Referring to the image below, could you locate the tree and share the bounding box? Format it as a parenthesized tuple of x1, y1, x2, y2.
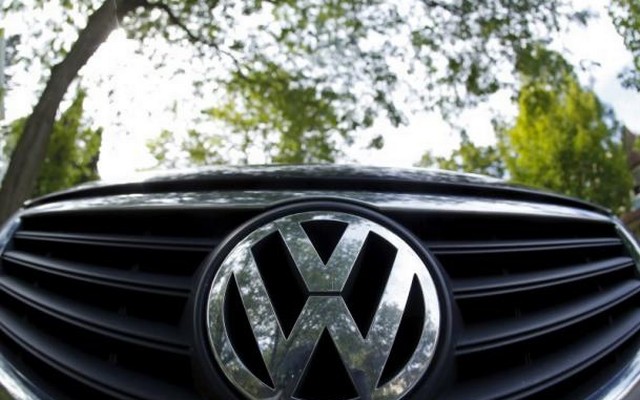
(148, 129, 226, 168)
(501, 68, 632, 212)
(418, 48, 632, 212)
(417, 132, 505, 178)
(205, 63, 349, 164)
(610, 0, 640, 90)
(0, 0, 590, 222)
(151, 62, 352, 165)
(1, 89, 101, 197)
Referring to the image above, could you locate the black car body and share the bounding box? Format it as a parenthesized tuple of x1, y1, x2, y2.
(0, 165, 639, 399)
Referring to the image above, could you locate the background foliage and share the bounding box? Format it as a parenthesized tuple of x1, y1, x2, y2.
(503, 76, 631, 211)
(0, 0, 638, 216)
(418, 48, 634, 212)
(1, 89, 101, 197)
(610, 0, 640, 90)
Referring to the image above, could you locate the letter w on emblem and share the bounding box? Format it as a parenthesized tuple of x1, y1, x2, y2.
(229, 213, 427, 398)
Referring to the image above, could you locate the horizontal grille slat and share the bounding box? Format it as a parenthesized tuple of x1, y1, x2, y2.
(428, 237, 622, 255)
(450, 307, 640, 400)
(0, 304, 198, 400)
(457, 280, 640, 355)
(453, 256, 634, 299)
(0, 275, 188, 353)
(14, 230, 216, 252)
(3, 250, 192, 296)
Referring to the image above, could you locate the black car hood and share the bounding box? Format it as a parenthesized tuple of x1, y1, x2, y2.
(24, 165, 609, 215)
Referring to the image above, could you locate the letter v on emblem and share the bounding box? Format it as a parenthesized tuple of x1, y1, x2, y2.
(276, 214, 370, 292)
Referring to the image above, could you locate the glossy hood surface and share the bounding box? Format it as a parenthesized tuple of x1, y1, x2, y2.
(24, 165, 609, 215)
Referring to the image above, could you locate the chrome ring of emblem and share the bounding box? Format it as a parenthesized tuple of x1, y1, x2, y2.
(206, 208, 441, 400)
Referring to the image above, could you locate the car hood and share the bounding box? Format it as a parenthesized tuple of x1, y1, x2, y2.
(24, 164, 609, 215)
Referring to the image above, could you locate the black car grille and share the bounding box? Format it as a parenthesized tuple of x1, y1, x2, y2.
(1, 200, 639, 399)
(389, 211, 640, 399)
(0, 208, 254, 400)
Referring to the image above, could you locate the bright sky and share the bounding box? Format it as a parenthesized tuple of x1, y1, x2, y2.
(4, 0, 640, 181)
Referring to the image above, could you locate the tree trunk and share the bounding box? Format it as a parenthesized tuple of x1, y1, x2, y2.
(0, 0, 141, 223)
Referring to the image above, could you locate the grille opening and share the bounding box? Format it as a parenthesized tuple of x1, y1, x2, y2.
(388, 212, 617, 242)
(6, 196, 640, 400)
(0, 292, 193, 388)
(20, 209, 259, 240)
(455, 300, 639, 382)
(300, 220, 348, 264)
(12, 237, 209, 276)
(378, 276, 425, 387)
(342, 232, 397, 337)
(2, 261, 187, 325)
(457, 269, 637, 325)
(251, 231, 307, 337)
(0, 335, 114, 400)
(528, 335, 640, 399)
(224, 275, 274, 388)
(437, 244, 627, 280)
(293, 329, 358, 400)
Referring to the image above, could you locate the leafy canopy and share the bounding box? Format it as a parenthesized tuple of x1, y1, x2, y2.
(4, 0, 590, 165)
(419, 48, 633, 212)
(417, 132, 505, 178)
(610, 0, 640, 90)
(502, 70, 632, 211)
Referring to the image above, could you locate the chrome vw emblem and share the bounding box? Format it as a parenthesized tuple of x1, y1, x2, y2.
(206, 210, 440, 400)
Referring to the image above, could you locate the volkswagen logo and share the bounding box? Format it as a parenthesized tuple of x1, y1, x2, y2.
(200, 203, 444, 400)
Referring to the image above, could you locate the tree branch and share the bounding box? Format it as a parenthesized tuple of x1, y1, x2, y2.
(143, 1, 211, 45)
(138, 0, 247, 73)
(419, 0, 458, 14)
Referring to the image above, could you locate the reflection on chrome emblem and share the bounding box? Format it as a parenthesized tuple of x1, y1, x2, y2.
(207, 211, 440, 400)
